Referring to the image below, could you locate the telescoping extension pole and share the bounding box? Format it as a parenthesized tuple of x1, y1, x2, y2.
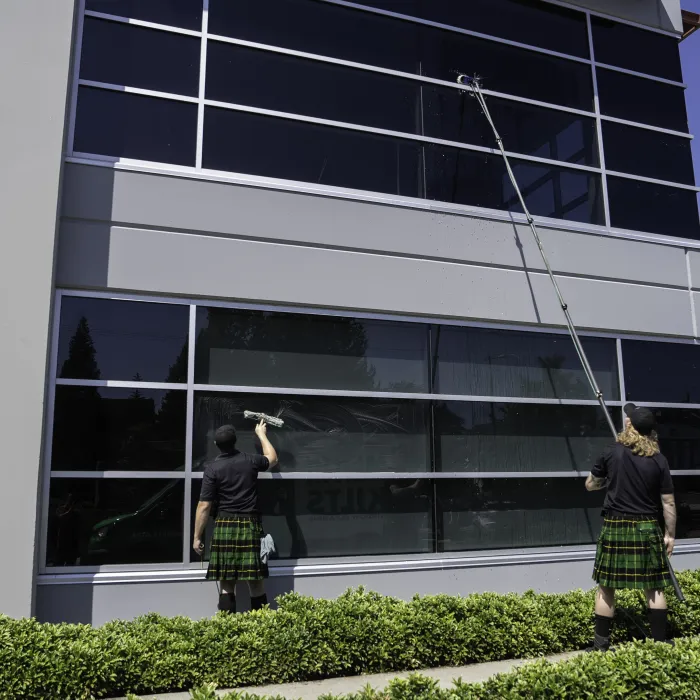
(456, 75, 617, 439)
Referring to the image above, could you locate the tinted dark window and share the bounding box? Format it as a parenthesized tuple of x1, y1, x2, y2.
(52, 387, 186, 471)
(623, 341, 700, 404)
(195, 308, 429, 391)
(202, 109, 423, 197)
(432, 326, 618, 400)
(357, 0, 589, 57)
(46, 478, 184, 566)
(74, 87, 197, 165)
(206, 42, 419, 133)
(192, 392, 430, 473)
(435, 403, 612, 472)
(607, 177, 700, 239)
(437, 478, 604, 551)
(192, 479, 434, 559)
(85, 0, 202, 29)
(603, 122, 695, 185)
(591, 17, 682, 82)
(80, 17, 200, 96)
(208, 0, 592, 110)
(425, 149, 603, 224)
(57, 297, 189, 382)
(652, 409, 700, 471)
(597, 69, 688, 132)
(424, 89, 598, 165)
(675, 476, 700, 539)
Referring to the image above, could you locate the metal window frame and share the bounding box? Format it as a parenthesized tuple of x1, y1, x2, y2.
(40, 288, 700, 577)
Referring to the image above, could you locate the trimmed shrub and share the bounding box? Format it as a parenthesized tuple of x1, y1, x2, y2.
(1, 570, 700, 699)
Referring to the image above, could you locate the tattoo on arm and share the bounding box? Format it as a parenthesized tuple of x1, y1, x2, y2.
(662, 494, 676, 539)
(586, 474, 606, 491)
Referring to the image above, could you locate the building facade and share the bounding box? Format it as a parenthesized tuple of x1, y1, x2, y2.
(2, 0, 700, 624)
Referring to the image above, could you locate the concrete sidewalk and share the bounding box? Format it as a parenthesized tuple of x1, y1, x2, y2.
(120, 651, 583, 700)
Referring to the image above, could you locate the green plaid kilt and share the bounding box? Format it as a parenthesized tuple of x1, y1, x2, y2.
(206, 513, 268, 582)
(593, 514, 671, 590)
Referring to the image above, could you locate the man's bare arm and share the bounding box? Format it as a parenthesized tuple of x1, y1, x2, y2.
(585, 473, 606, 491)
(255, 420, 278, 468)
(192, 501, 212, 554)
(662, 493, 676, 555)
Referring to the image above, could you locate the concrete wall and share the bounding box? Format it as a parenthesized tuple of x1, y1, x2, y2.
(36, 549, 700, 624)
(569, 0, 682, 32)
(58, 164, 696, 340)
(0, 0, 76, 618)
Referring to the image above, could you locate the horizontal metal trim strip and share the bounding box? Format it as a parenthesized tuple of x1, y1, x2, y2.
(78, 79, 199, 104)
(82, 10, 203, 37)
(606, 170, 700, 193)
(50, 471, 186, 479)
(35, 541, 700, 583)
(595, 62, 686, 88)
(64, 156, 700, 253)
(55, 378, 187, 390)
(599, 115, 693, 139)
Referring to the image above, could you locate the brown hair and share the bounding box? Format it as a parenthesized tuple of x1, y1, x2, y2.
(617, 424, 660, 457)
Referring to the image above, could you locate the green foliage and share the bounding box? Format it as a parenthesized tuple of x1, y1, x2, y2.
(2, 570, 700, 699)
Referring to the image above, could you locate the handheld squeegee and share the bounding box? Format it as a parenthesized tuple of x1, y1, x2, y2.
(244, 410, 285, 428)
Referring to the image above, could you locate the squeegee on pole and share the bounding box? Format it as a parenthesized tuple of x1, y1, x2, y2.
(456, 75, 618, 439)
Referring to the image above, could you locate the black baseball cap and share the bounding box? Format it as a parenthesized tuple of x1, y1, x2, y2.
(623, 403, 656, 436)
(214, 424, 237, 445)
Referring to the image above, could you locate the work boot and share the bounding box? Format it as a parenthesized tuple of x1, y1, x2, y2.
(218, 592, 236, 614)
(250, 594, 268, 611)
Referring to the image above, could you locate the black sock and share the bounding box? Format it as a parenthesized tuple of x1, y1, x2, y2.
(648, 609, 668, 642)
(594, 614, 613, 650)
(218, 592, 236, 614)
(250, 594, 268, 611)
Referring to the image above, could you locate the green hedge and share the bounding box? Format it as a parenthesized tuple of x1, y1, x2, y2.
(141, 639, 700, 700)
(2, 570, 700, 700)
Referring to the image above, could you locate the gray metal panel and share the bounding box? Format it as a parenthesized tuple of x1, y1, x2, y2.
(688, 251, 700, 291)
(569, 0, 682, 32)
(61, 164, 687, 288)
(0, 0, 76, 618)
(36, 550, 700, 624)
(57, 220, 694, 337)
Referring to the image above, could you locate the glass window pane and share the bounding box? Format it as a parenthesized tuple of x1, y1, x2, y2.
(74, 86, 198, 165)
(437, 478, 604, 551)
(57, 297, 189, 382)
(52, 387, 187, 471)
(433, 327, 619, 400)
(46, 478, 184, 566)
(194, 308, 429, 392)
(435, 403, 612, 473)
(607, 177, 700, 239)
(85, 0, 202, 29)
(202, 108, 423, 198)
(591, 17, 682, 83)
(623, 340, 700, 404)
(193, 392, 430, 473)
(356, 0, 589, 57)
(80, 17, 200, 96)
(597, 69, 688, 132)
(192, 478, 434, 559)
(651, 409, 700, 472)
(208, 0, 593, 110)
(603, 122, 695, 186)
(424, 90, 598, 166)
(675, 476, 700, 539)
(206, 42, 421, 134)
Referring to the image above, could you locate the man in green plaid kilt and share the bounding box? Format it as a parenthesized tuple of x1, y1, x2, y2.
(585, 404, 676, 651)
(193, 421, 278, 613)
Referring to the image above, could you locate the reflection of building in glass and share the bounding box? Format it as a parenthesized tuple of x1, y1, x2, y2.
(4, 0, 700, 622)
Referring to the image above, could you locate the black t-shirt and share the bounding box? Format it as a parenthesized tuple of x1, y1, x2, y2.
(200, 450, 270, 514)
(591, 443, 674, 516)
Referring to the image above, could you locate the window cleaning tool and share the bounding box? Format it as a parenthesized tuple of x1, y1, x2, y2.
(457, 74, 686, 604)
(244, 410, 285, 427)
